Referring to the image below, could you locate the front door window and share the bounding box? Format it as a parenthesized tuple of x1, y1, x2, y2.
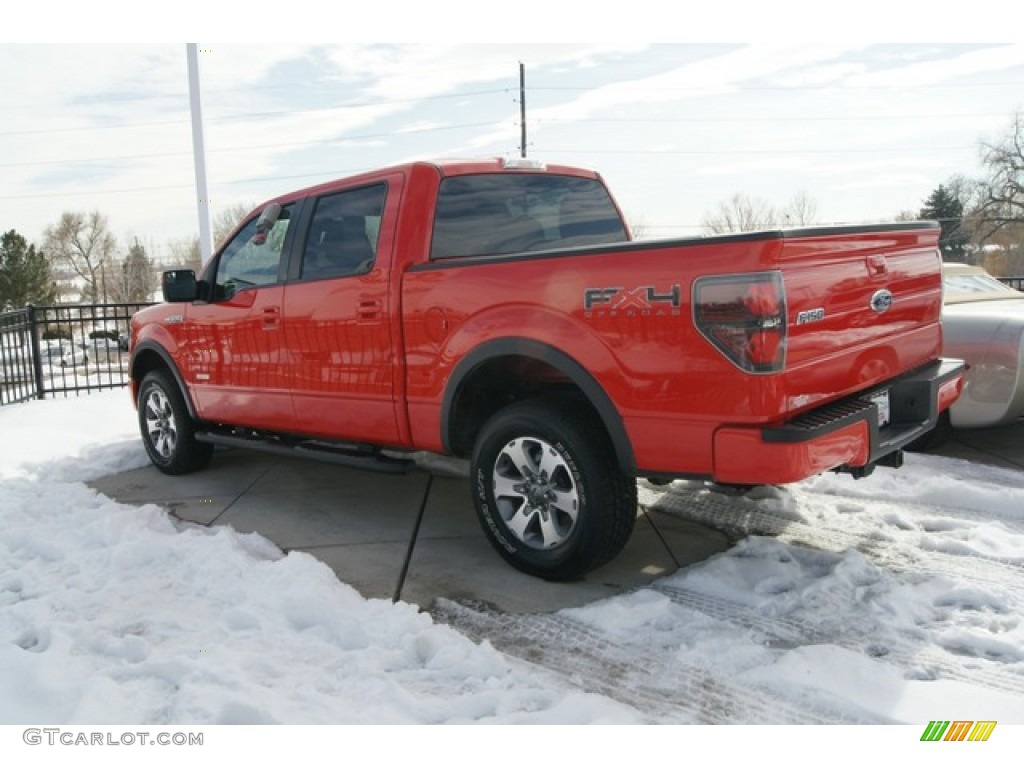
(214, 206, 294, 299)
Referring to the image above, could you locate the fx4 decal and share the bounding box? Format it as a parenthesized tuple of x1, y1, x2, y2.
(583, 284, 682, 318)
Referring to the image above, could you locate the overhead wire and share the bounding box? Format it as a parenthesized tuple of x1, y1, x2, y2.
(1, 75, 1019, 210)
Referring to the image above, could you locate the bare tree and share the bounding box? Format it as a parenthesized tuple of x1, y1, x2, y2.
(162, 203, 253, 276)
(780, 191, 818, 227)
(43, 211, 116, 303)
(975, 112, 1024, 239)
(214, 202, 255, 250)
(702, 191, 823, 235)
(166, 236, 203, 273)
(973, 112, 1024, 272)
(701, 193, 778, 234)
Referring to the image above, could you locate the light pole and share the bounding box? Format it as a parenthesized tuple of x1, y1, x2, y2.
(187, 44, 214, 265)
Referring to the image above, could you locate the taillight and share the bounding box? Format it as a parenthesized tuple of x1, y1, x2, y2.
(694, 271, 787, 373)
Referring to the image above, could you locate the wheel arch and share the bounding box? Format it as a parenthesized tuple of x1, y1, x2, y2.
(130, 341, 198, 419)
(440, 337, 637, 475)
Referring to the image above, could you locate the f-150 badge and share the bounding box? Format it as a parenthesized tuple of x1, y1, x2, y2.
(795, 308, 825, 325)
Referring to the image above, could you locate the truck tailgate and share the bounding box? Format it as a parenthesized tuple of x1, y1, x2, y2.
(775, 223, 943, 417)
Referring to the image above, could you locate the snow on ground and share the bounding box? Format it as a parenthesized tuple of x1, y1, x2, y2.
(2, 390, 1024, 736)
(0, 390, 636, 725)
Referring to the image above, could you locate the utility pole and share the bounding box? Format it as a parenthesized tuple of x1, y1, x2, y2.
(187, 44, 214, 264)
(519, 61, 527, 158)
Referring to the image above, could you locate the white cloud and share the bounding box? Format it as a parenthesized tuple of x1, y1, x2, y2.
(1, 43, 1023, 251)
(845, 44, 1024, 88)
(827, 173, 936, 192)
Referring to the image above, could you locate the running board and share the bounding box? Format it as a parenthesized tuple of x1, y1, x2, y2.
(194, 430, 415, 475)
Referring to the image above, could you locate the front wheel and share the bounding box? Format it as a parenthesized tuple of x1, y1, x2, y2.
(470, 399, 637, 581)
(138, 369, 213, 475)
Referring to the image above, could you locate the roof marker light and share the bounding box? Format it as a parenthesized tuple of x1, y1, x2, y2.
(502, 157, 546, 171)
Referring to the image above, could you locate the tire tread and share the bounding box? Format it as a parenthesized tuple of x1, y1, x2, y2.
(471, 397, 637, 581)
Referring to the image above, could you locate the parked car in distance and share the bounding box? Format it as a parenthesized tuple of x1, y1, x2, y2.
(87, 336, 123, 361)
(42, 340, 88, 368)
(918, 263, 1024, 444)
(1, 342, 83, 382)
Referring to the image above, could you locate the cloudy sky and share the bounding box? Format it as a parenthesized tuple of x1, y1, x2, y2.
(3, 16, 1023, 263)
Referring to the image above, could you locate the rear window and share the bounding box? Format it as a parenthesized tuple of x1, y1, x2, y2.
(430, 174, 627, 259)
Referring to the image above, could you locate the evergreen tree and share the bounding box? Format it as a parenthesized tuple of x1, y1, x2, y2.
(0, 229, 57, 310)
(919, 185, 970, 261)
(111, 239, 155, 303)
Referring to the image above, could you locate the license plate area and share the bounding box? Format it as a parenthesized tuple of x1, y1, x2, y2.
(869, 389, 891, 427)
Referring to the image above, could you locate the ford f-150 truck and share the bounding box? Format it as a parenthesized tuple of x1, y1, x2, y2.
(130, 157, 965, 580)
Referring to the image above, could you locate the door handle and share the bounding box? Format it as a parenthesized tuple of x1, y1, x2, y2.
(262, 306, 281, 329)
(357, 299, 383, 323)
(866, 254, 888, 277)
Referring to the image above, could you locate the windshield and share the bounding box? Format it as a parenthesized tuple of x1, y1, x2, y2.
(943, 268, 1023, 304)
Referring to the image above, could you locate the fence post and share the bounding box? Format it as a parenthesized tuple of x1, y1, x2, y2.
(26, 304, 46, 401)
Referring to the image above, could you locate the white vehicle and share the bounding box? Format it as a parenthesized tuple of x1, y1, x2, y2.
(42, 340, 89, 368)
(87, 336, 123, 362)
(915, 263, 1024, 447)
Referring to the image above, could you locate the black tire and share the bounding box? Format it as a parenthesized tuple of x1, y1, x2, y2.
(137, 369, 213, 475)
(905, 411, 953, 453)
(470, 398, 637, 581)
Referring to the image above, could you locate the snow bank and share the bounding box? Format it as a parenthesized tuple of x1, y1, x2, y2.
(0, 391, 639, 724)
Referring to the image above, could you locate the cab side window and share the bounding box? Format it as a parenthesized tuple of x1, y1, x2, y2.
(301, 184, 386, 281)
(213, 204, 294, 300)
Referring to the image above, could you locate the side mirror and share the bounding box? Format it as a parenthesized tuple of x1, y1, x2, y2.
(162, 269, 198, 302)
(253, 203, 282, 245)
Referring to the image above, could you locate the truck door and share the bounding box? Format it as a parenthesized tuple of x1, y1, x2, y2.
(283, 178, 403, 445)
(182, 202, 298, 431)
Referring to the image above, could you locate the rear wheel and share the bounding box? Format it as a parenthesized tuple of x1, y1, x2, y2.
(470, 399, 637, 581)
(138, 369, 213, 475)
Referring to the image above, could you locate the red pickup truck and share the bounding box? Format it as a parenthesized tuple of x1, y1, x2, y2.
(130, 157, 965, 580)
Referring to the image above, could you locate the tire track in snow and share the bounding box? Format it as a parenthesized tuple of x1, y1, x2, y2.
(431, 478, 1023, 722)
(639, 483, 1024, 594)
(430, 598, 839, 725)
(650, 584, 1024, 696)
(640, 481, 1024, 692)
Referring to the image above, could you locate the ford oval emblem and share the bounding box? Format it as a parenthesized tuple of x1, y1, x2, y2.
(870, 289, 893, 313)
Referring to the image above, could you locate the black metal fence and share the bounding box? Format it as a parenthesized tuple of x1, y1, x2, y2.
(1001, 276, 1024, 291)
(0, 302, 154, 407)
(3, 278, 1024, 409)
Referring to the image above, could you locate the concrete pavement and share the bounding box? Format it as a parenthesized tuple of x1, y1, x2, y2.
(932, 419, 1024, 473)
(90, 448, 734, 612)
(90, 419, 1023, 613)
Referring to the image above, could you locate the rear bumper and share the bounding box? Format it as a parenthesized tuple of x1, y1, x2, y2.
(712, 358, 966, 485)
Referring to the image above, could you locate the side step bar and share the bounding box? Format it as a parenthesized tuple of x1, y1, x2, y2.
(195, 430, 415, 475)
